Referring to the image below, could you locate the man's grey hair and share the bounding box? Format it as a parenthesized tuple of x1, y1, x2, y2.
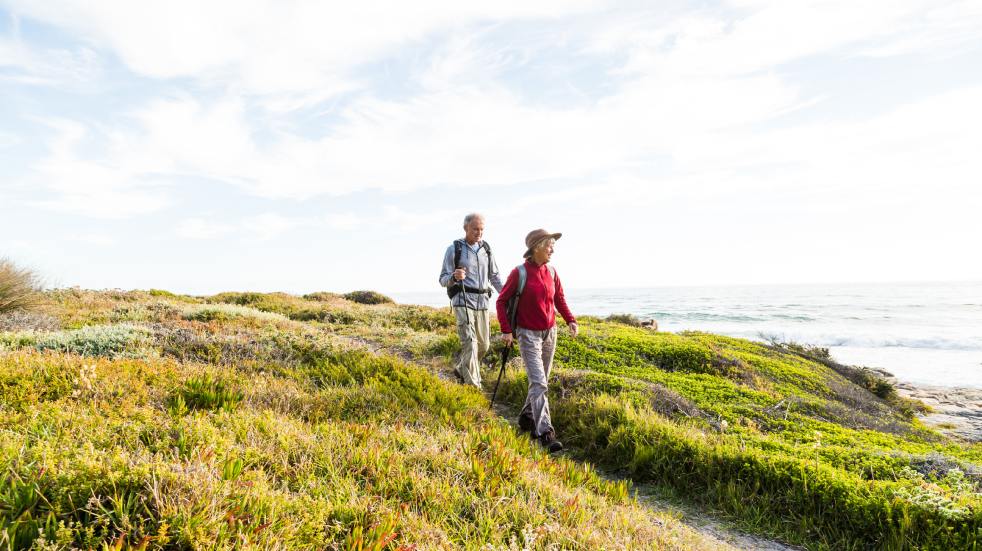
(462, 213, 485, 227)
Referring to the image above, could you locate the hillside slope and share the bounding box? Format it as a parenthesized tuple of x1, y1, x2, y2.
(2, 289, 979, 550)
(0, 289, 729, 550)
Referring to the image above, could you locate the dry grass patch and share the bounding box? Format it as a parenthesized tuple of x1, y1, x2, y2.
(0, 258, 42, 315)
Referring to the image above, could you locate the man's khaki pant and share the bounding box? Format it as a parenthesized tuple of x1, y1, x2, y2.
(453, 307, 489, 389)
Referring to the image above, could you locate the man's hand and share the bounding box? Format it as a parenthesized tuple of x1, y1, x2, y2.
(569, 322, 579, 338)
(502, 333, 514, 347)
(453, 268, 467, 281)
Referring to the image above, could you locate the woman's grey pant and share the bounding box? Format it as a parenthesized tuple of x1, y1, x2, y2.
(517, 326, 558, 437)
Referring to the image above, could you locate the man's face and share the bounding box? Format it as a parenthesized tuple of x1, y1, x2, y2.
(464, 219, 484, 244)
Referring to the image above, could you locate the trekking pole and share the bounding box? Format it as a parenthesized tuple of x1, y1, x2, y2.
(490, 343, 511, 409)
(457, 268, 471, 332)
(455, 267, 473, 382)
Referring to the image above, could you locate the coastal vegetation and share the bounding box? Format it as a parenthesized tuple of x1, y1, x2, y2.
(0, 258, 42, 316)
(1, 287, 979, 549)
(0, 289, 720, 550)
(494, 322, 982, 549)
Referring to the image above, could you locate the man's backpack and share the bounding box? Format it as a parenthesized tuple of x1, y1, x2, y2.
(447, 239, 494, 299)
(506, 263, 555, 331)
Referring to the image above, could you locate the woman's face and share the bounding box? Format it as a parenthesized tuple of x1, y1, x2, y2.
(532, 239, 554, 264)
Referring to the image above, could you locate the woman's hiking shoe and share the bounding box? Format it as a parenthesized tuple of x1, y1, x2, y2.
(538, 430, 563, 453)
(518, 412, 535, 434)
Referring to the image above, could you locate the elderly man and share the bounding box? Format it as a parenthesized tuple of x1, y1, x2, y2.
(439, 213, 503, 388)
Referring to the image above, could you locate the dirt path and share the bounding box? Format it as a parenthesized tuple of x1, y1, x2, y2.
(629, 482, 802, 551)
(491, 393, 801, 551)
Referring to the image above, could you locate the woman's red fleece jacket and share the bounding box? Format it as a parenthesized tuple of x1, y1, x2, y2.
(495, 260, 576, 334)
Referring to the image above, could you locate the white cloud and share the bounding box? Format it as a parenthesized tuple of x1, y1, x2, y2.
(593, 0, 982, 77)
(0, 29, 101, 86)
(10, 0, 982, 293)
(0, 131, 21, 148)
(16, 0, 982, 210)
(858, 0, 982, 58)
(178, 214, 306, 242)
(176, 218, 235, 240)
(378, 205, 461, 232)
(323, 212, 365, 230)
(3, 0, 602, 102)
(666, 85, 982, 184)
(67, 232, 116, 246)
(28, 119, 172, 218)
(243, 212, 311, 241)
(173, 206, 462, 244)
(40, 67, 799, 205)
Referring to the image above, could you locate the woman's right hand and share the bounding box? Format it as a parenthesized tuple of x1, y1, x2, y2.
(502, 333, 514, 347)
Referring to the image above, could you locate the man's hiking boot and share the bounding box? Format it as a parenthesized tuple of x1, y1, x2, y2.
(518, 411, 535, 434)
(538, 430, 563, 454)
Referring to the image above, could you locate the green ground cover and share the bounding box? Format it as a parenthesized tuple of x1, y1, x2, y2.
(492, 321, 982, 550)
(0, 290, 722, 550)
(3, 289, 980, 549)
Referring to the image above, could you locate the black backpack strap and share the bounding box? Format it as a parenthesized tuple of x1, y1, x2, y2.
(449, 240, 494, 299)
(481, 241, 493, 296)
(447, 240, 463, 299)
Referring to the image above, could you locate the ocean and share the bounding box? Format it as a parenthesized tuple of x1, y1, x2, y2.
(392, 281, 982, 389)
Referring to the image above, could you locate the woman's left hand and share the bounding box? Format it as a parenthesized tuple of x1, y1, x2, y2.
(569, 322, 578, 338)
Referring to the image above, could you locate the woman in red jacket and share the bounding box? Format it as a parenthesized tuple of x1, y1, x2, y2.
(496, 229, 578, 453)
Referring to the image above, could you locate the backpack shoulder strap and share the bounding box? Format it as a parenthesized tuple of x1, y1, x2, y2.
(453, 239, 463, 268)
(481, 241, 492, 269)
(548, 265, 555, 281)
(517, 264, 527, 296)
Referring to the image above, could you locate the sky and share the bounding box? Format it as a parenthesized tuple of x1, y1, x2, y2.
(1, 0, 981, 296)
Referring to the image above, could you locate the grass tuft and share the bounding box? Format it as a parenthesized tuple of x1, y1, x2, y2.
(172, 374, 244, 412)
(0, 258, 42, 315)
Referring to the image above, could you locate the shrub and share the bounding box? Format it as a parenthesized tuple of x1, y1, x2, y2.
(0, 258, 42, 314)
(302, 291, 343, 302)
(427, 334, 459, 359)
(0, 310, 60, 332)
(343, 290, 394, 305)
(146, 288, 200, 303)
(148, 289, 176, 297)
(22, 324, 153, 359)
(183, 304, 286, 323)
(209, 291, 268, 306)
(605, 313, 642, 327)
(390, 305, 454, 331)
(766, 337, 908, 400)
